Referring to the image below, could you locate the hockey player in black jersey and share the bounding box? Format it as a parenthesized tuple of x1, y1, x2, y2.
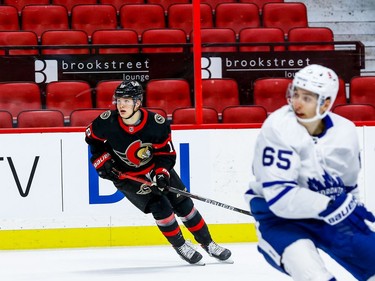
(85, 80, 231, 264)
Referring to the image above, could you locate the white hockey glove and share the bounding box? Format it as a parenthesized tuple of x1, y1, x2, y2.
(319, 193, 375, 234)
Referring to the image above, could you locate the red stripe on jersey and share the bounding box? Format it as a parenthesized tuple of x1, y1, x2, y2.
(86, 124, 106, 141)
(153, 133, 173, 150)
(187, 218, 205, 232)
(162, 226, 181, 237)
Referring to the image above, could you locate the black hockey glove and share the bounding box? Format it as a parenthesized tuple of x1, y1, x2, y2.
(319, 193, 375, 234)
(151, 168, 170, 195)
(92, 152, 120, 182)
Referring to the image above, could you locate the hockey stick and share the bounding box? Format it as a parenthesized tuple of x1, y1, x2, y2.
(118, 173, 252, 216)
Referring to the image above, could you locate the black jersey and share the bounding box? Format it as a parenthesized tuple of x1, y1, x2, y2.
(85, 108, 176, 176)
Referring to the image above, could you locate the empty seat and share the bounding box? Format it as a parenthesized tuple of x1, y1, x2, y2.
(288, 27, 334, 51)
(120, 4, 165, 39)
(0, 82, 42, 119)
(172, 107, 219, 124)
(52, 0, 97, 15)
(95, 80, 123, 109)
(349, 76, 375, 106)
(332, 104, 375, 122)
(334, 78, 348, 107)
(222, 105, 268, 123)
(239, 27, 285, 52)
(0, 31, 38, 55)
(146, 107, 168, 118)
(215, 3, 260, 38)
(69, 108, 107, 126)
(21, 5, 69, 39)
(192, 28, 237, 53)
(253, 77, 292, 113)
(146, 0, 189, 15)
(202, 78, 240, 115)
(201, 0, 236, 14)
(145, 79, 192, 117)
(71, 4, 117, 38)
(262, 2, 308, 38)
(168, 4, 213, 39)
(92, 29, 139, 54)
(0, 5, 20, 30)
(17, 110, 65, 128)
(4, 0, 50, 14)
(41, 30, 90, 55)
(142, 28, 187, 53)
(239, 0, 284, 14)
(45, 81, 93, 121)
(99, 0, 145, 15)
(0, 110, 13, 128)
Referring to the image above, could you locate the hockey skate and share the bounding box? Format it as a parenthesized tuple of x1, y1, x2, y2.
(174, 241, 203, 265)
(201, 241, 232, 261)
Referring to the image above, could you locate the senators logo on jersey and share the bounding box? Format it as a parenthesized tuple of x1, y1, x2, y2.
(114, 140, 153, 168)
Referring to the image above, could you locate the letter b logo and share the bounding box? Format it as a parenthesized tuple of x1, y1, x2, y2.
(35, 59, 58, 83)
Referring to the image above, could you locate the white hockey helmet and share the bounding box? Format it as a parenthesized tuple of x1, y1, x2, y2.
(288, 64, 339, 123)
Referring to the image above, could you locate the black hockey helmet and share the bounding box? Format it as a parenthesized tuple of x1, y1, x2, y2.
(114, 80, 143, 103)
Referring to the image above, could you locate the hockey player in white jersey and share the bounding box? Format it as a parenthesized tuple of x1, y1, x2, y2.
(245, 64, 375, 281)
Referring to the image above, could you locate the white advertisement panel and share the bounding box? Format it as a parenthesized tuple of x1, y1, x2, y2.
(0, 127, 374, 230)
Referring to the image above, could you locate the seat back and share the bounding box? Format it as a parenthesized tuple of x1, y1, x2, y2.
(201, 0, 236, 14)
(99, 0, 145, 15)
(0, 31, 38, 55)
(202, 78, 240, 115)
(70, 108, 107, 126)
(0, 110, 13, 128)
(95, 80, 123, 109)
(17, 110, 65, 128)
(215, 3, 260, 38)
(349, 76, 375, 106)
(142, 28, 187, 53)
(52, 0, 97, 15)
(145, 79, 192, 117)
(146, 107, 168, 118)
(92, 29, 139, 54)
(71, 4, 117, 38)
(172, 107, 219, 124)
(21, 5, 69, 39)
(194, 28, 237, 53)
(334, 78, 348, 107)
(45, 81, 93, 121)
(288, 27, 334, 51)
(222, 105, 268, 123)
(239, 27, 285, 52)
(4, 0, 50, 14)
(0, 6, 19, 30)
(41, 30, 90, 55)
(253, 77, 291, 113)
(262, 2, 308, 37)
(168, 4, 213, 39)
(146, 0, 189, 15)
(0, 82, 42, 118)
(238, 0, 284, 14)
(120, 4, 165, 39)
(332, 104, 375, 121)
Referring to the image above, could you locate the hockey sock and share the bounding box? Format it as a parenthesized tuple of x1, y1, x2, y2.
(180, 206, 212, 245)
(155, 212, 185, 247)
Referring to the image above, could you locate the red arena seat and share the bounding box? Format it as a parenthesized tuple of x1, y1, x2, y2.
(17, 110, 65, 128)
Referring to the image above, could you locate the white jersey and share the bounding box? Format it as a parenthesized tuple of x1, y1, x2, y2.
(251, 105, 361, 219)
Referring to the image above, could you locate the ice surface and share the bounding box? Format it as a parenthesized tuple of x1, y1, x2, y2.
(0, 243, 356, 281)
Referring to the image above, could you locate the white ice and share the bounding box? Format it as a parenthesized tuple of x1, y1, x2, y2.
(0, 243, 356, 281)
